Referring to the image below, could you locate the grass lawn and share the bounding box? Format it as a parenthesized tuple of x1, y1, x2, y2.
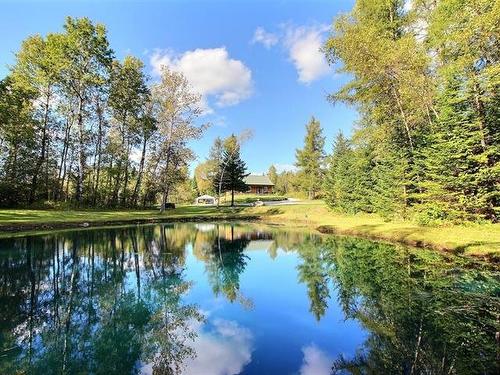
(0, 201, 498, 259)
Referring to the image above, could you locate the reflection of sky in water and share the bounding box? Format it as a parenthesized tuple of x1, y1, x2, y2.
(179, 243, 366, 374)
(182, 318, 253, 375)
(300, 345, 333, 375)
(141, 316, 253, 375)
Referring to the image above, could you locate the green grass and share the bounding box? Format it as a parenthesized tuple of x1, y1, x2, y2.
(0, 206, 254, 225)
(249, 201, 500, 258)
(0, 201, 499, 259)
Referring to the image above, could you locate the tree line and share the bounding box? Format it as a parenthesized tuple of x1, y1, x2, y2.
(280, 0, 498, 224)
(0, 17, 207, 210)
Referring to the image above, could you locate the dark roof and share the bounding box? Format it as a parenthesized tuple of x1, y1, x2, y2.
(244, 174, 274, 186)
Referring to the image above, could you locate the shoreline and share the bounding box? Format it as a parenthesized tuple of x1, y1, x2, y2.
(0, 207, 498, 262)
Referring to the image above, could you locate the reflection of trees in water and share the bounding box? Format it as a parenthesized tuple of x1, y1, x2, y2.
(1, 224, 498, 374)
(204, 224, 252, 307)
(296, 235, 332, 321)
(321, 237, 500, 375)
(144, 272, 204, 375)
(0, 227, 203, 375)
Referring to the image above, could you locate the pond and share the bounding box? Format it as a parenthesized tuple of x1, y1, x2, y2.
(0, 222, 498, 374)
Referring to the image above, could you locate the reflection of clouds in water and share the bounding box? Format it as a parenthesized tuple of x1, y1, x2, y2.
(299, 344, 333, 375)
(183, 318, 253, 375)
(140, 317, 253, 375)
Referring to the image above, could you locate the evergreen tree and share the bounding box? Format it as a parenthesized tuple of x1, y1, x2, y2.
(267, 164, 278, 185)
(295, 117, 325, 199)
(416, 75, 500, 222)
(324, 132, 373, 214)
(371, 146, 409, 219)
(324, 132, 351, 210)
(212, 143, 249, 207)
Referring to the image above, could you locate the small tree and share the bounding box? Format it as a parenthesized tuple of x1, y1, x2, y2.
(213, 145, 249, 207)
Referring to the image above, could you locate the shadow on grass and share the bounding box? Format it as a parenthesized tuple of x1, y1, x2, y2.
(453, 241, 500, 255)
(263, 208, 283, 216)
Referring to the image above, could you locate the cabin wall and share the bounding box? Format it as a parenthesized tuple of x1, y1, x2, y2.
(247, 185, 273, 194)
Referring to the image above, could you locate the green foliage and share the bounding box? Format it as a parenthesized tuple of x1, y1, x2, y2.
(326, 236, 499, 374)
(0, 77, 37, 206)
(295, 117, 326, 199)
(324, 132, 374, 214)
(0, 17, 205, 210)
(322, 0, 499, 223)
(267, 164, 278, 185)
(273, 170, 301, 196)
(212, 135, 249, 206)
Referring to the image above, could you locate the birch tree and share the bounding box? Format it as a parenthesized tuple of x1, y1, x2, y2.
(150, 67, 208, 212)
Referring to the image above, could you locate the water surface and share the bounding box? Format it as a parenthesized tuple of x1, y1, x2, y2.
(0, 223, 498, 374)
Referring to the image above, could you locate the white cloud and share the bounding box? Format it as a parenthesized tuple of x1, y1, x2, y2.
(150, 47, 253, 111)
(251, 27, 279, 49)
(284, 25, 331, 84)
(299, 344, 333, 375)
(251, 24, 331, 84)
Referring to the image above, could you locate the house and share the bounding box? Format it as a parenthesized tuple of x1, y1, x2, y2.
(244, 174, 274, 194)
(195, 195, 217, 205)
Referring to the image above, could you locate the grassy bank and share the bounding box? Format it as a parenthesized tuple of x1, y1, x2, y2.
(0, 201, 498, 259)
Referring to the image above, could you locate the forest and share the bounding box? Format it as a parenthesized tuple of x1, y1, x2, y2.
(263, 0, 498, 224)
(0, 17, 207, 210)
(0, 0, 499, 225)
(320, 0, 499, 224)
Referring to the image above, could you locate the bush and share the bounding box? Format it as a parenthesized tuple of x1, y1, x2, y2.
(0, 183, 27, 208)
(413, 203, 448, 226)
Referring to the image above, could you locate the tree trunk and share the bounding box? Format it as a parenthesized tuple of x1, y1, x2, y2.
(231, 189, 235, 206)
(160, 186, 170, 213)
(112, 167, 121, 206)
(392, 86, 414, 152)
(121, 141, 131, 206)
(132, 134, 148, 206)
(65, 147, 75, 201)
(76, 96, 85, 204)
(29, 88, 51, 204)
(92, 99, 104, 205)
(57, 117, 72, 200)
(472, 80, 488, 151)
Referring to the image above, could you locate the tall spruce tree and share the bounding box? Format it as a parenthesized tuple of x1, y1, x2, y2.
(415, 0, 500, 222)
(295, 117, 325, 199)
(324, 132, 351, 210)
(324, 132, 374, 214)
(212, 144, 249, 207)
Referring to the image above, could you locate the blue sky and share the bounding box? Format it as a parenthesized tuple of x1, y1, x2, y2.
(0, 0, 358, 174)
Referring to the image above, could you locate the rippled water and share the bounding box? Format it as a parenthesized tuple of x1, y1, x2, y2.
(0, 222, 498, 374)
